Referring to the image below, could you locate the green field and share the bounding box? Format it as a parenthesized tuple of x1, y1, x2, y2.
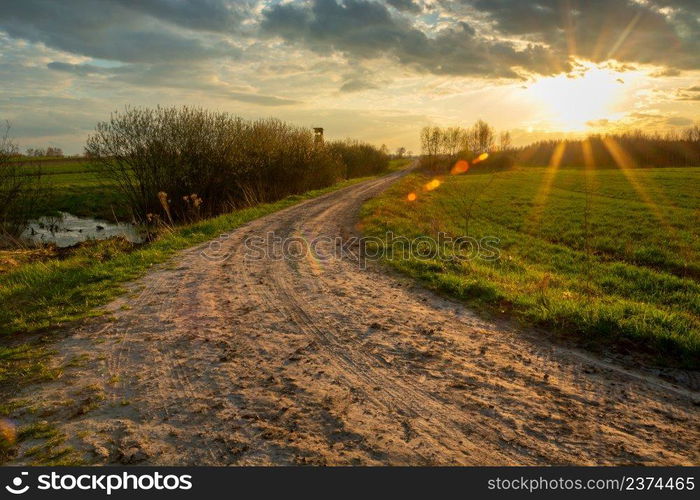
(360, 165, 699, 367)
(18, 159, 128, 220)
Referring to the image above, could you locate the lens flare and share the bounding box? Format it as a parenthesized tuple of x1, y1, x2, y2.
(0, 419, 17, 448)
(424, 179, 441, 191)
(407, 192, 417, 201)
(473, 153, 489, 164)
(450, 160, 469, 175)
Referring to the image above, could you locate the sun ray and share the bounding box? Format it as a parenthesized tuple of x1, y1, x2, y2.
(580, 139, 597, 293)
(605, 11, 642, 61)
(600, 137, 693, 267)
(601, 137, 669, 227)
(561, 0, 577, 59)
(526, 141, 566, 235)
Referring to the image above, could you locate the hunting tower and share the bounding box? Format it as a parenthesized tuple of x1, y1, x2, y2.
(313, 127, 324, 145)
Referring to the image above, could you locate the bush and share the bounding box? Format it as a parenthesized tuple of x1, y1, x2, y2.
(86, 107, 351, 223)
(326, 139, 389, 178)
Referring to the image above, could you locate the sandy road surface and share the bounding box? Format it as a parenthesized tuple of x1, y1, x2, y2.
(14, 171, 699, 465)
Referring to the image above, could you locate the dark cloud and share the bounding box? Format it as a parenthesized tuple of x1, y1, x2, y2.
(339, 78, 379, 92)
(386, 0, 422, 13)
(461, 0, 700, 71)
(112, 0, 248, 33)
(0, 0, 245, 63)
(46, 62, 108, 76)
(261, 0, 563, 78)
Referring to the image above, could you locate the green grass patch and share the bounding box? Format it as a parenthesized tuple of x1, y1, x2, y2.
(387, 158, 413, 172)
(360, 166, 700, 367)
(19, 160, 129, 220)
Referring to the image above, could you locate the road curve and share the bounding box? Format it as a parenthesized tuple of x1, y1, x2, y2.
(18, 171, 699, 465)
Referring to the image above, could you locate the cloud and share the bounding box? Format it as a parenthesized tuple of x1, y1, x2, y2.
(0, 0, 245, 63)
(585, 118, 610, 128)
(46, 62, 108, 76)
(650, 68, 682, 77)
(5, 0, 700, 82)
(111, 0, 249, 33)
(225, 92, 298, 106)
(46, 60, 298, 106)
(386, 0, 422, 13)
(460, 0, 700, 72)
(260, 0, 563, 78)
(666, 116, 694, 126)
(339, 78, 379, 92)
(672, 85, 700, 101)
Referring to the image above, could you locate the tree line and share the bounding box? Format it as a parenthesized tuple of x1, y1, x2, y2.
(419, 120, 513, 172)
(515, 127, 700, 168)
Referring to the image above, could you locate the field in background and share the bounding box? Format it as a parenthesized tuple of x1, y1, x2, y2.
(360, 165, 699, 367)
(17, 158, 128, 221)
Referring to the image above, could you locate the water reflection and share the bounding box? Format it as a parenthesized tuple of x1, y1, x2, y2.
(22, 212, 145, 247)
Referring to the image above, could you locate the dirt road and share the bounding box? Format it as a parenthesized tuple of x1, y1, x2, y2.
(15, 171, 699, 465)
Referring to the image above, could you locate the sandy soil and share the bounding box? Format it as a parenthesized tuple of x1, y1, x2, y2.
(11, 171, 699, 465)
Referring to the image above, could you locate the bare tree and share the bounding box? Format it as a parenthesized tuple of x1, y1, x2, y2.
(442, 127, 463, 159)
(683, 125, 700, 142)
(472, 119, 495, 155)
(420, 126, 443, 170)
(0, 122, 44, 241)
(45, 146, 64, 157)
(499, 131, 512, 151)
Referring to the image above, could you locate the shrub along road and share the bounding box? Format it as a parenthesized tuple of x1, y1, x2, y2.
(6, 170, 699, 465)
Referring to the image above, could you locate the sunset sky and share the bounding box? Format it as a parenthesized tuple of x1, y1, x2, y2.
(1, 0, 699, 153)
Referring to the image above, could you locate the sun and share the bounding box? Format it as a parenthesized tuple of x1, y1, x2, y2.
(527, 63, 631, 131)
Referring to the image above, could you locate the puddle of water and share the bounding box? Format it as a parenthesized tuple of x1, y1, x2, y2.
(22, 212, 146, 247)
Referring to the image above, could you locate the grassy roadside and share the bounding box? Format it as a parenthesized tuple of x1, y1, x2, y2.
(359, 167, 699, 368)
